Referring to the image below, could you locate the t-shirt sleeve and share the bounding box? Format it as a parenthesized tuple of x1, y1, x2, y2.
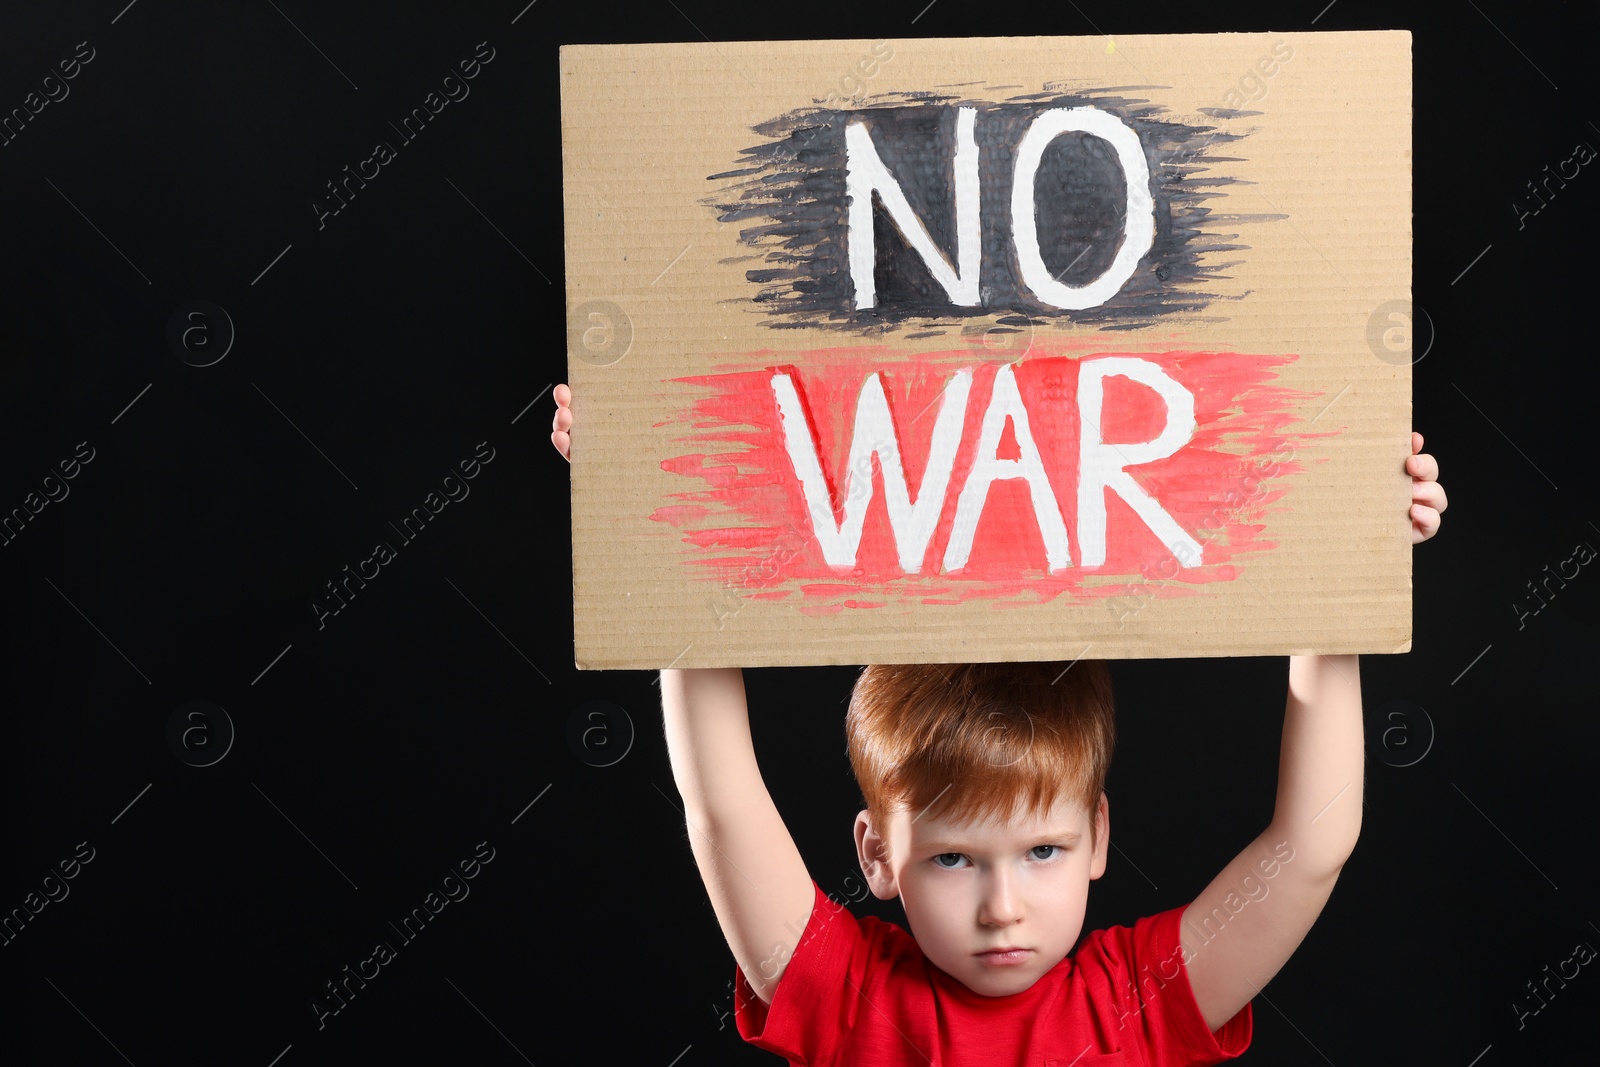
(1078, 905, 1252, 1066)
(732, 881, 878, 1066)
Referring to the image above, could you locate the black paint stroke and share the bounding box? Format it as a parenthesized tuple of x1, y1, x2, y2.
(704, 87, 1285, 334)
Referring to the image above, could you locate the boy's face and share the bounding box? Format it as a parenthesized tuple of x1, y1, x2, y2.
(855, 791, 1109, 997)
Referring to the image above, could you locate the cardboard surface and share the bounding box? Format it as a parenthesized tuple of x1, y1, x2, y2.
(560, 31, 1413, 670)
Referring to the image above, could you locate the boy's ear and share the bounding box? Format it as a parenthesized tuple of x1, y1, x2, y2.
(854, 810, 900, 900)
(1088, 792, 1110, 881)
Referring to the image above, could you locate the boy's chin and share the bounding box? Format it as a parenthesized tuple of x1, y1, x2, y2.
(958, 963, 1050, 997)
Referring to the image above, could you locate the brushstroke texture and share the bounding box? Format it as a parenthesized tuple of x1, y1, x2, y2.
(652, 344, 1337, 614)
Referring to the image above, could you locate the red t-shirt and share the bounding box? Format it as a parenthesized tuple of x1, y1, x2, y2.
(735, 880, 1251, 1066)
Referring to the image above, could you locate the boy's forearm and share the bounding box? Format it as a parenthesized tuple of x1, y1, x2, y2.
(1179, 654, 1364, 1027)
(1269, 654, 1363, 877)
(658, 667, 815, 1005)
(659, 667, 768, 820)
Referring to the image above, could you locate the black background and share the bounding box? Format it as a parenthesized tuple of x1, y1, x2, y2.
(2, 1, 1597, 1064)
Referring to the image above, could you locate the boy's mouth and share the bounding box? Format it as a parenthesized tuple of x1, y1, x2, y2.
(974, 947, 1032, 966)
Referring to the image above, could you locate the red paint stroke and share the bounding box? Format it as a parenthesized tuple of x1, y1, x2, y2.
(650, 340, 1340, 614)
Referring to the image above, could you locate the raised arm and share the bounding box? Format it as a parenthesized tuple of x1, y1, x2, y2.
(1180, 653, 1363, 1032)
(660, 667, 816, 1005)
(556, 391, 814, 1000)
(1178, 435, 1444, 1029)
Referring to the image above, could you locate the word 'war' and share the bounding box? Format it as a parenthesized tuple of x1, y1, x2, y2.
(771, 356, 1203, 576)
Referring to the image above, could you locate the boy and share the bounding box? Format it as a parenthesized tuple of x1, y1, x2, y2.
(553, 384, 1447, 1064)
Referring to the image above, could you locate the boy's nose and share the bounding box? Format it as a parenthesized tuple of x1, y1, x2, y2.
(978, 871, 1023, 925)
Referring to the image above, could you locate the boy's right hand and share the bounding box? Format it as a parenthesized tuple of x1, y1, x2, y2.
(551, 383, 572, 462)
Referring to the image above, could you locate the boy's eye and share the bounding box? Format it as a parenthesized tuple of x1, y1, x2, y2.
(1029, 845, 1060, 861)
(932, 853, 968, 869)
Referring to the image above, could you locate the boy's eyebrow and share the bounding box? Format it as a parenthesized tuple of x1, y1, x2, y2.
(919, 829, 1084, 853)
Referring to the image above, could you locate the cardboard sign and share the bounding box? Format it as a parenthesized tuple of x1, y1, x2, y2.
(560, 31, 1412, 670)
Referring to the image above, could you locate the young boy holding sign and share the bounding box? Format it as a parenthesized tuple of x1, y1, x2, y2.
(553, 385, 1446, 1064)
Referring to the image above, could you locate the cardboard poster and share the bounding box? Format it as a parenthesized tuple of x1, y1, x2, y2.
(560, 31, 1413, 670)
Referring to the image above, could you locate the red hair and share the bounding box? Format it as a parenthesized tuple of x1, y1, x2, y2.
(845, 660, 1116, 848)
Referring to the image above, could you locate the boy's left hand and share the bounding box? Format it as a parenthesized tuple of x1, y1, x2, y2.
(1408, 431, 1446, 544)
